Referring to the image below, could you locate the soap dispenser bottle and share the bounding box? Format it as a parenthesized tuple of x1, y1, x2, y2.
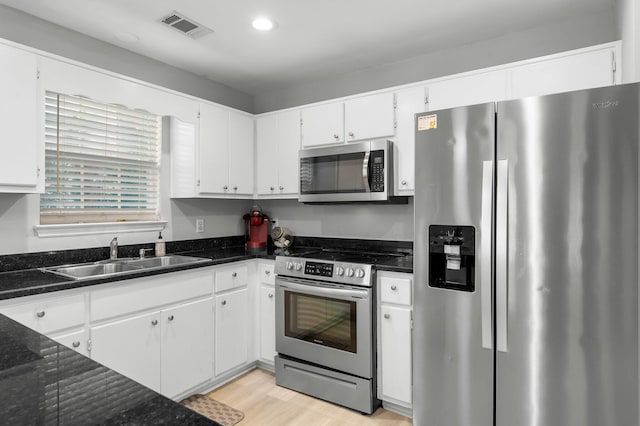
(155, 232, 166, 256)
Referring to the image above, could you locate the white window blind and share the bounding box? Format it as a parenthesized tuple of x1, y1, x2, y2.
(41, 91, 161, 225)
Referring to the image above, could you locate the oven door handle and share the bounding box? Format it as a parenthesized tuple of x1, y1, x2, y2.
(277, 278, 370, 299)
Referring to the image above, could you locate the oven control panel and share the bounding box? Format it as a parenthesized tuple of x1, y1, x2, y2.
(304, 261, 334, 277)
(274, 256, 373, 287)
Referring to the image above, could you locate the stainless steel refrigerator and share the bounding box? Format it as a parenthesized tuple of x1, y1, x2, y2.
(413, 83, 638, 426)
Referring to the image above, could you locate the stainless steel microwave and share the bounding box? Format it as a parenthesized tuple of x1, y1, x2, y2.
(298, 140, 406, 203)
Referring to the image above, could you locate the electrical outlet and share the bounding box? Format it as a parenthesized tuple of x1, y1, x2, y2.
(271, 218, 279, 227)
(196, 218, 205, 233)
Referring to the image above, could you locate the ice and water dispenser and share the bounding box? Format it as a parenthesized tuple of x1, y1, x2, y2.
(428, 225, 475, 292)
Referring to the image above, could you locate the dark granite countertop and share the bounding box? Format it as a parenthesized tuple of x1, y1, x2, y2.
(0, 314, 217, 425)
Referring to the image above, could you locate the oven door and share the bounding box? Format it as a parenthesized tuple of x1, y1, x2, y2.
(275, 276, 373, 379)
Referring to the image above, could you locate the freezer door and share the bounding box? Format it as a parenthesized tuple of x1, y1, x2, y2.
(413, 103, 495, 426)
(495, 84, 639, 426)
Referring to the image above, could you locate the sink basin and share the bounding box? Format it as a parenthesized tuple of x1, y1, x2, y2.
(124, 255, 211, 268)
(43, 255, 212, 280)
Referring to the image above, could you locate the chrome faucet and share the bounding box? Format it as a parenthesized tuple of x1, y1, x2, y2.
(139, 248, 153, 259)
(110, 237, 118, 260)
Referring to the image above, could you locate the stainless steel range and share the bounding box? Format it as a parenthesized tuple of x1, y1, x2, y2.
(274, 251, 383, 414)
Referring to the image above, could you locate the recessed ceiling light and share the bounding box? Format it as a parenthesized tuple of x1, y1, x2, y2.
(252, 17, 275, 31)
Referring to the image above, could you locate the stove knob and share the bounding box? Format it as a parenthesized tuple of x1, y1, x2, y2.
(294, 262, 303, 271)
(346, 268, 355, 277)
(286, 261, 294, 270)
(336, 267, 345, 276)
(355, 269, 365, 278)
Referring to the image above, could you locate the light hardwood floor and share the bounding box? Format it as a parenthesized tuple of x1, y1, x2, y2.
(207, 368, 413, 426)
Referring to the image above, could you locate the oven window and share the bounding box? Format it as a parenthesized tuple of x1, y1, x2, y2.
(300, 152, 367, 194)
(284, 290, 357, 353)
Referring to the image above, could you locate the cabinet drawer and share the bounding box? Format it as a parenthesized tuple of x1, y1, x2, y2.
(1, 293, 85, 334)
(258, 262, 275, 285)
(215, 264, 248, 292)
(380, 276, 412, 306)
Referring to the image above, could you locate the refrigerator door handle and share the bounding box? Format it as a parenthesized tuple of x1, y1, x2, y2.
(496, 159, 509, 353)
(480, 160, 494, 350)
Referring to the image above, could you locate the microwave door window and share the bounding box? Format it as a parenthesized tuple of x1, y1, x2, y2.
(300, 152, 367, 194)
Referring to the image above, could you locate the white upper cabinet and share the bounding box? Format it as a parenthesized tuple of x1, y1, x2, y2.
(183, 103, 254, 198)
(0, 43, 42, 192)
(344, 92, 396, 142)
(427, 69, 509, 111)
(301, 102, 344, 147)
(509, 46, 618, 99)
(256, 110, 300, 197)
(393, 86, 426, 195)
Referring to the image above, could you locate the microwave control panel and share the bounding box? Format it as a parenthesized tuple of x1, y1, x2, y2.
(370, 150, 385, 192)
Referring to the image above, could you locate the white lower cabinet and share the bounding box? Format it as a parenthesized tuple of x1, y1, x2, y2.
(377, 271, 413, 411)
(91, 310, 162, 392)
(259, 285, 276, 364)
(215, 288, 249, 376)
(161, 298, 214, 397)
(51, 328, 90, 357)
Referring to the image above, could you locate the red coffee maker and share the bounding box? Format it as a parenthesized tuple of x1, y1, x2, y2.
(243, 205, 269, 253)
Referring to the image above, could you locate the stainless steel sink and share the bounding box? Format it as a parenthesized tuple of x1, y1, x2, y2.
(43, 255, 212, 280)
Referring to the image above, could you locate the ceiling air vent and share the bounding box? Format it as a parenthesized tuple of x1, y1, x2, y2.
(159, 11, 213, 39)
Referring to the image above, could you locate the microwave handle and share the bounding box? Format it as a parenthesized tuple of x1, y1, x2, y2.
(362, 151, 371, 193)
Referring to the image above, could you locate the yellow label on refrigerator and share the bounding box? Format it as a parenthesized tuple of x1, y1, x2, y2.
(418, 114, 437, 131)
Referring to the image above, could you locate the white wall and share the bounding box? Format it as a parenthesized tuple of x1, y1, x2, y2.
(254, 9, 616, 112)
(618, 0, 640, 82)
(258, 199, 414, 242)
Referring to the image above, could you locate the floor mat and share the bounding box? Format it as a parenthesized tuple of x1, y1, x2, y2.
(181, 394, 245, 426)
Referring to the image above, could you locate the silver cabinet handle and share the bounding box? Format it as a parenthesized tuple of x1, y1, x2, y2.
(168, 315, 175, 321)
(233, 186, 238, 190)
(333, 134, 339, 140)
(223, 185, 228, 190)
(401, 180, 407, 185)
(348, 131, 354, 137)
(270, 186, 275, 191)
(268, 293, 274, 299)
(391, 284, 397, 291)
(496, 159, 509, 353)
(384, 313, 390, 319)
(72, 341, 80, 348)
(221, 300, 227, 306)
(151, 319, 158, 326)
(481, 160, 494, 350)
(265, 270, 271, 275)
(232, 272, 237, 278)
(279, 186, 284, 190)
(36, 311, 45, 318)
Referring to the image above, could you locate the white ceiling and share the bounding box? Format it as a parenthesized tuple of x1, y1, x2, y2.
(0, 0, 615, 95)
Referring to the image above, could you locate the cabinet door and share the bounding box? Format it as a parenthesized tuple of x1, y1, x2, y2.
(380, 305, 412, 405)
(52, 329, 89, 357)
(344, 92, 395, 142)
(228, 112, 254, 195)
(161, 298, 213, 398)
(215, 288, 248, 376)
(509, 48, 616, 99)
(427, 69, 508, 111)
(198, 103, 229, 194)
(91, 311, 161, 392)
(256, 114, 280, 194)
(276, 110, 301, 195)
(394, 86, 426, 195)
(259, 285, 276, 364)
(301, 102, 344, 147)
(0, 44, 40, 191)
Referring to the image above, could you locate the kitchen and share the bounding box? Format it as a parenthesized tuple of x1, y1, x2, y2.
(0, 1, 638, 425)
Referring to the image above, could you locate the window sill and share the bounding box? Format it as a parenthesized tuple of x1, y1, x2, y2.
(34, 221, 168, 238)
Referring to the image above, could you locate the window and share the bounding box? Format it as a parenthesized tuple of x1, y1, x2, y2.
(41, 92, 161, 225)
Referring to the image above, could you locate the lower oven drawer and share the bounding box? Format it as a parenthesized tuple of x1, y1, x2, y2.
(275, 355, 376, 414)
